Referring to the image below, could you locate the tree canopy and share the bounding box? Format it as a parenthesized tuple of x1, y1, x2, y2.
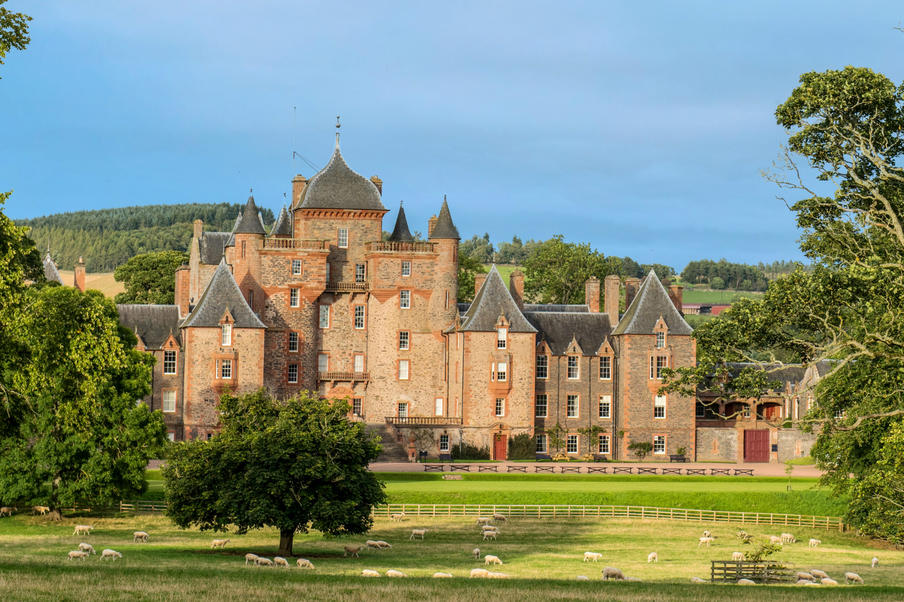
(522, 235, 622, 304)
(163, 390, 386, 556)
(0, 0, 30, 76)
(457, 252, 486, 304)
(114, 250, 188, 304)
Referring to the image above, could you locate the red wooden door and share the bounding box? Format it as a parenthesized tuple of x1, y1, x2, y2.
(743, 430, 769, 462)
(493, 433, 506, 460)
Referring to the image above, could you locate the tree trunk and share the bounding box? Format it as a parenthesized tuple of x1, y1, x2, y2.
(278, 529, 294, 557)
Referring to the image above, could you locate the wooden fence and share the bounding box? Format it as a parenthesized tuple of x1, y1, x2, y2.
(710, 560, 795, 583)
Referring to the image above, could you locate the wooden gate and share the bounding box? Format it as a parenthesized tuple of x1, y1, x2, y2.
(493, 433, 506, 460)
(743, 429, 769, 462)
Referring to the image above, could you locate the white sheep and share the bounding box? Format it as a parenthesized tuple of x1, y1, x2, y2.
(484, 554, 503, 565)
(432, 572, 453, 578)
(32, 506, 50, 515)
(256, 557, 273, 567)
(296, 558, 315, 569)
(390, 512, 406, 522)
(690, 576, 707, 583)
(73, 525, 93, 536)
(343, 545, 361, 557)
(781, 533, 796, 544)
(737, 578, 756, 585)
(583, 551, 602, 563)
(481, 524, 498, 531)
(768, 535, 783, 545)
(101, 549, 122, 560)
(487, 571, 508, 579)
(845, 572, 864, 584)
(647, 552, 658, 563)
(273, 557, 289, 568)
(821, 577, 838, 586)
(210, 539, 230, 549)
(732, 552, 744, 561)
(698, 536, 715, 547)
(78, 543, 96, 555)
(601, 566, 624, 580)
(365, 540, 381, 549)
(871, 557, 879, 568)
(409, 528, 427, 540)
(470, 568, 489, 578)
(482, 530, 498, 541)
(244, 553, 259, 565)
(67, 550, 88, 560)
(475, 517, 491, 525)
(361, 569, 380, 577)
(796, 579, 813, 585)
(576, 575, 590, 581)
(702, 530, 712, 538)
(808, 538, 821, 548)
(493, 513, 507, 522)
(0, 506, 17, 517)
(795, 571, 814, 581)
(375, 540, 392, 549)
(472, 547, 481, 559)
(133, 531, 149, 543)
(386, 569, 406, 578)
(810, 569, 829, 580)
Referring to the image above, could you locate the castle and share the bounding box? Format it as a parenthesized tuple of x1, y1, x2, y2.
(106, 137, 699, 460)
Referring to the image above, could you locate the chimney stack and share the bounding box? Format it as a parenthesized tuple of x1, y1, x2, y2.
(174, 265, 190, 318)
(292, 174, 307, 207)
(625, 277, 641, 309)
(74, 256, 86, 292)
(509, 270, 525, 309)
(370, 175, 383, 194)
(427, 215, 438, 238)
(192, 219, 203, 239)
(474, 273, 488, 297)
(604, 274, 620, 326)
(668, 284, 684, 314)
(584, 277, 600, 313)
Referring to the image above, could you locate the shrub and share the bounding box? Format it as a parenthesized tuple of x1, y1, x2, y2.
(507, 433, 535, 460)
(628, 441, 653, 460)
(451, 442, 490, 461)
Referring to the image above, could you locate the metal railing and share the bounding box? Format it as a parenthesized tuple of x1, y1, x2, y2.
(318, 371, 370, 382)
(261, 238, 327, 250)
(385, 416, 464, 426)
(325, 282, 368, 293)
(366, 241, 437, 253)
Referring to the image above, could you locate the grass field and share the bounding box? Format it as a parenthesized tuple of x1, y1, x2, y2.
(57, 270, 123, 298)
(0, 513, 899, 601)
(681, 287, 763, 305)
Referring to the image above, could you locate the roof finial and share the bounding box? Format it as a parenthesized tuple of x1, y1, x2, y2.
(249, 187, 253, 194)
(335, 114, 341, 147)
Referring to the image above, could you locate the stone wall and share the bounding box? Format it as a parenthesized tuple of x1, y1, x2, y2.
(695, 428, 738, 462)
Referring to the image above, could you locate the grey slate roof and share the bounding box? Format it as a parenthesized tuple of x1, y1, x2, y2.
(270, 205, 293, 237)
(611, 269, 693, 336)
(726, 362, 806, 385)
(525, 304, 590, 313)
(199, 232, 230, 264)
(388, 204, 414, 242)
(299, 145, 386, 211)
(117, 304, 182, 349)
(224, 211, 242, 248)
(460, 265, 536, 333)
(42, 252, 63, 284)
(181, 259, 266, 329)
(234, 196, 267, 235)
(430, 197, 459, 239)
(526, 311, 612, 356)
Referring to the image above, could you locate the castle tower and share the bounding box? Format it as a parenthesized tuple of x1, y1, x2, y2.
(428, 196, 460, 329)
(230, 195, 266, 313)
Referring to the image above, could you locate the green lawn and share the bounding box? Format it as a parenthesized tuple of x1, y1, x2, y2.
(0, 514, 898, 601)
(681, 287, 764, 305)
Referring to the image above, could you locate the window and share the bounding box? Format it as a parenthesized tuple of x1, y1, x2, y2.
(241, 241, 246, 258)
(435, 398, 443, 416)
(163, 350, 177, 375)
(338, 228, 348, 248)
(536, 355, 548, 379)
(599, 356, 611, 380)
(167, 432, 175, 442)
(401, 261, 411, 277)
(496, 361, 507, 382)
(399, 331, 410, 350)
(567, 356, 579, 379)
(495, 398, 505, 417)
(355, 263, 366, 283)
(653, 435, 666, 455)
(397, 402, 408, 418)
(319, 304, 330, 328)
(354, 354, 365, 373)
(318, 353, 328, 373)
(248, 289, 254, 309)
(439, 433, 449, 452)
(651, 355, 667, 379)
(598, 434, 610, 454)
(398, 359, 410, 380)
(567, 434, 578, 454)
(598, 395, 611, 419)
(288, 332, 299, 353)
(290, 288, 300, 308)
(400, 290, 411, 309)
(354, 305, 365, 329)
(221, 324, 232, 346)
(497, 328, 507, 349)
(536, 434, 547, 454)
(567, 394, 579, 418)
(352, 398, 363, 416)
(654, 395, 667, 419)
(535, 394, 548, 418)
(291, 259, 302, 275)
(834, 408, 845, 419)
(288, 364, 298, 383)
(656, 331, 665, 348)
(741, 404, 751, 418)
(220, 359, 232, 379)
(162, 390, 176, 413)
(696, 402, 706, 418)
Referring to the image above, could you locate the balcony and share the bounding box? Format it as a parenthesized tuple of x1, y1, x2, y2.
(366, 241, 436, 253)
(262, 238, 327, 250)
(385, 416, 464, 426)
(318, 371, 370, 382)
(325, 281, 368, 293)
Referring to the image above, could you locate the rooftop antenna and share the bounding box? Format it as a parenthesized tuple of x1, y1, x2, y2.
(292, 105, 296, 170)
(336, 114, 341, 147)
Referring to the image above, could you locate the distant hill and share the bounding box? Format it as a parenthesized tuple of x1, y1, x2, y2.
(17, 203, 275, 272)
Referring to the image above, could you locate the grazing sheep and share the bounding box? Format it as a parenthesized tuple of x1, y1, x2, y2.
(472, 547, 481, 559)
(470, 568, 489, 578)
(101, 549, 122, 560)
(796, 579, 813, 585)
(46, 510, 62, 521)
(821, 577, 838, 586)
(78, 543, 95, 555)
(702, 530, 712, 538)
(698, 536, 715, 547)
(482, 530, 498, 541)
(493, 513, 507, 522)
(390, 512, 406, 522)
(0, 506, 17, 517)
(583, 551, 603, 563)
(576, 575, 590, 581)
(795, 572, 814, 581)
(133, 531, 149, 543)
(731, 552, 744, 561)
(244, 553, 259, 565)
(366, 540, 381, 549)
(845, 572, 864, 584)
(781, 533, 796, 544)
(433, 572, 453, 578)
(409, 528, 427, 540)
(67, 550, 88, 560)
(737, 578, 756, 585)
(484, 554, 503, 565)
(768, 535, 783, 545)
(32, 506, 50, 515)
(210, 539, 230, 549)
(808, 538, 821, 548)
(361, 569, 380, 577)
(810, 569, 829, 580)
(487, 571, 508, 579)
(690, 577, 707, 583)
(375, 540, 392, 549)
(273, 557, 289, 568)
(256, 557, 273, 567)
(481, 524, 498, 531)
(73, 525, 93, 536)
(647, 552, 658, 563)
(601, 566, 625, 580)
(296, 558, 315, 569)
(475, 517, 491, 525)
(386, 569, 406, 578)
(343, 545, 361, 558)
(871, 557, 879, 568)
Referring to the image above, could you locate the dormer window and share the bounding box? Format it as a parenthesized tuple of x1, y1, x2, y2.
(656, 331, 665, 348)
(497, 328, 507, 349)
(221, 324, 232, 347)
(567, 356, 579, 379)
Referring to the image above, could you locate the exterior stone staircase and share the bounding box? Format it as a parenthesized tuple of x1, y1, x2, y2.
(367, 423, 409, 462)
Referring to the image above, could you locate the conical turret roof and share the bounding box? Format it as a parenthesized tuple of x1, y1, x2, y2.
(270, 205, 293, 237)
(388, 203, 414, 242)
(42, 252, 63, 284)
(430, 196, 459, 239)
(299, 144, 386, 211)
(234, 196, 266, 235)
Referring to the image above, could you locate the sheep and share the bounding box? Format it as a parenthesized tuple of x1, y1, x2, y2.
(470, 568, 489, 578)
(73, 525, 93, 536)
(390, 512, 406, 522)
(296, 558, 315, 569)
(702, 530, 712, 538)
(272, 557, 289, 568)
(67, 550, 88, 560)
(133, 531, 149, 543)
(583, 551, 602, 563)
(768, 535, 783, 546)
(601, 566, 625, 580)
(47, 510, 62, 521)
(796, 579, 814, 585)
(845, 572, 864, 584)
(361, 569, 380, 577)
(737, 578, 756, 585)
(484, 554, 503, 565)
(808, 538, 821, 548)
(375, 540, 392, 549)
(244, 553, 259, 565)
(475, 517, 492, 526)
(781, 533, 796, 544)
(472, 547, 481, 559)
(647, 552, 658, 563)
(690, 576, 707, 583)
(481, 524, 498, 531)
(409, 528, 427, 540)
(731, 552, 744, 561)
(482, 530, 498, 541)
(432, 572, 453, 578)
(78, 543, 95, 555)
(210, 539, 230, 549)
(872, 557, 879, 568)
(821, 577, 838, 586)
(810, 569, 829, 580)
(32, 506, 50, 515)
(365, 540, 381, 549)
(0, 506, 17, 517)
(698, 536, 715, 547)
(255, 557, 273, 567)
(795, 571, 814, 581)
(487, 571, 508, 579)
(101, 549, 122, 560)
(343, 545, 361, 558)
(493, 513, 507, 522)
(386, 569, 406, 578)
(576, 575, 590, 581)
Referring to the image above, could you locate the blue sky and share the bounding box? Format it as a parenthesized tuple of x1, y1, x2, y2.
(1, 1, 902, 270)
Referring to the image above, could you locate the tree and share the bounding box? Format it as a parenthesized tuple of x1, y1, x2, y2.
(627, 441, 653, 460)
(522, 235, 621, 304)
(457, 251, 486, 304)
(459, 233, 494, 263)
(163, 390, 386, 556)
(114, 250, 188, 304)
(0, 0, 31, 76)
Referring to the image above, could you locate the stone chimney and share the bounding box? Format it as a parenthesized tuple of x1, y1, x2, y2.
(427, 215, 438, 238)
(292, 174, 307, 207)
(604, 274, 620, 325)
(584, 277, 600, 313)
(193, 219, 203, 239)
(475, 273, 488, 297)
(668, 284, 684, 314)
(509, 270, 525, 309)
(370, 175, 383, 194)
(174, 265, 190, 318)
(625, 277, 641, 309)
(74, 256, 86, 292)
